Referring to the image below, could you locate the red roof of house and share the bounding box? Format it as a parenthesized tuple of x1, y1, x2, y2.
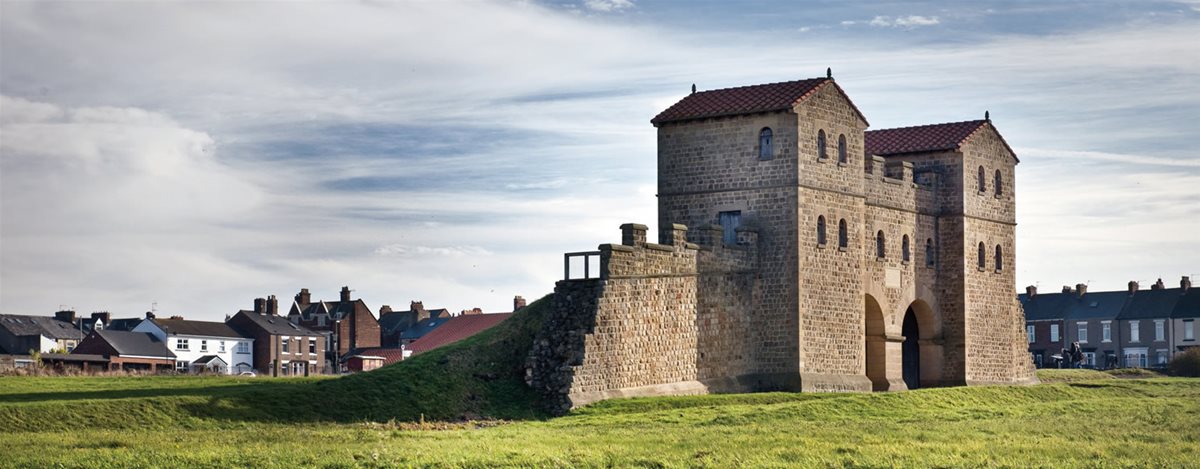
(651, 78, 868, 126)
(350, 347, 406, 366)
(864, 119, 1017, 161)
(405, 313, 512, 355)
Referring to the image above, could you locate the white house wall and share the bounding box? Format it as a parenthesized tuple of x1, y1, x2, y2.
(132, 322, 253, 374)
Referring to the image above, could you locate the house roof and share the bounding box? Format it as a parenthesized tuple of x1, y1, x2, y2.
(232, 311, 322, 337)
(347, 347, 406, 366)
(650, 78, 868, 126)
(93, 330, 175, 358)
(398, 316, 454, 341)
(0, 314, 85, 341)
(864, 120, 1018, 162)
(406, 313, 512, 355)
(1064, 291, 1129, 321)
(150, 318, 248, 339)
(107, 318, 144, 331)
(1119, 288, 1184, 320)
(192, 355, 227, 366)
(1019, 293, 1076, 322)
(1172, 289, 1200, 319)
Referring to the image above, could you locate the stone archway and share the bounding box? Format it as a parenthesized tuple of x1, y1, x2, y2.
(864, 294, 887, 390)
(902, 307, 921, 389)
(903, 299, 943, 388)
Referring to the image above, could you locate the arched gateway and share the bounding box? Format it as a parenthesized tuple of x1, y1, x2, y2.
(864, 296, 944, 391)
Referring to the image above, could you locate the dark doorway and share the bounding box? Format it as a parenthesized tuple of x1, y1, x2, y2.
(902, 307, 920, 389)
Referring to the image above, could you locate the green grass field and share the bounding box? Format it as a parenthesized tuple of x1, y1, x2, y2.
(1, 298, 1197, 468)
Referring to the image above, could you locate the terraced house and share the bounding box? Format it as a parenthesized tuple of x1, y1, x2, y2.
(133, 316, 254, 374)
(229, 297, 326, 376)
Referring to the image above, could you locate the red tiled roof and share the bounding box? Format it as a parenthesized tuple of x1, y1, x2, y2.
(351, 347, 406, 366)
(865, 119, 1017, 161)
(405, 313, 512, 355)
(651, 78, 868, 126)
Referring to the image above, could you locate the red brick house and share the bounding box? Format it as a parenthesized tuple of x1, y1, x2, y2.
(228, 298, 327, 376)
(72, 329, 176, 372)
(287, 286, 381, 371)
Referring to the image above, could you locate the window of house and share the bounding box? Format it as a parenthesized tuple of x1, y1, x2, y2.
(977, 166, 986, 193)
(1102, 321, 1112, 342)
(837, 134, 847, 164)
(816, 216, 827, 246)
(309, 338, 317, 354)
(1083, 352, 1096, 368)
(236, 342, 250, 354)
(1077, 322, 1088, 343)
(176, 361, 188, 372)
(902, 235, 911, 262)
(718, 211, 741, 245)
(66, 341, 76, 352)
(219, 341, 226, 353)
(1130, 321, 1140, 343)
(1155, 320, 1165, 342)
(977, 242, 986, 270)
(925, 238, 934, 267)
(759, 128, 774, 160)
(176, 339, 189, 351)
(876, 231, 886, 258)
(1033, 352, 1042, 367)
(1027, 325, 1035, 343)
(1125, 349, 1147, 368)
(995, 245, 1003, 271)
(1050, 324, 1060, 342)
(817, 129, 827, 160)
(200, 340, 208, 352)
(838, 219, 848, 249)
(994, 169, 1003, 196)
(1185, 319, 1195, 341)
(281, 338, 290, 353)
(1157, 351, 1169, 365)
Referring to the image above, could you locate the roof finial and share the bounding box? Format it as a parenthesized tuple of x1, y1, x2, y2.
(691, 83, 696, 94)
(826, 67, 832, 79)
(985, 110, 990, 121)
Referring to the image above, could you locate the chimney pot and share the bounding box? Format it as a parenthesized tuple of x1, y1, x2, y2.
(254, 298, 266, 315)
(267, 295, 279, 316)
(296, 288, 311, 305)
(1075, 284, 1087, 298)
(514, 295, 527, 311)
(1025, 286, 1037, 298)
(1152, 278, 1165, 290)
(379, 305, 393, 316)
(410, 301, 425, 313)
(145, 311, 155, 319)
(1183, 276, 1192, 292)
(54, 310, 77, 324)
(1062, 285, 1073, 294)
(340, 286, 351, 302)
(1128, 281, 1139, 296)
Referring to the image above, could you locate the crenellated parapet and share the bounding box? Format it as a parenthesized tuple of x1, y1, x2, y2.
(864, 157, 938, 213)
(600, 223, 698, 279)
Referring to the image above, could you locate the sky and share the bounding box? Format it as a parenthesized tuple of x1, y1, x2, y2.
(1, 0, 1198, 321)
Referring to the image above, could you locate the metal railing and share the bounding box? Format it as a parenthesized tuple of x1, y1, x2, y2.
(563, 251, 602, 280)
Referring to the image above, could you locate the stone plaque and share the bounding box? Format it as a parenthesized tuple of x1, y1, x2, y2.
(886, 268, 901, 288)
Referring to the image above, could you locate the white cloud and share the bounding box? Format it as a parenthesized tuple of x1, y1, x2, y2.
(373, 245, 492, 258)
(583, 0, 634, 12)
(863, 15, 941, 28)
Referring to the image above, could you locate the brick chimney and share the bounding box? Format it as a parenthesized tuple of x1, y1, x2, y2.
(1152, 278, 1165, 290)
(169, 315, 184, 320)
(91, 312, 112, 326)
(410, 301, 425, 313)
(295, 288, 311, 305)
(461, 308, 483, 316)
(1075, 283, 1087, 298)
(54, 310, 77, 324)
(340, 286, 351, 302)
(514, 295, 527, 311)
(267, 295, 279, 316)
(253, 298, 266, 315)
(1183, 276, 1192, 293)
(1025, 286, 1037, 299)
(145, 311, 156, 319)
(1128, 281, 1139, 296)
(1062, 285, 1073, 294)
(379, 305, 393, 317)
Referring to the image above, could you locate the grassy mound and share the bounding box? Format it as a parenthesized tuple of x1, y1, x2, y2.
(1035, 368, 1115, 383)
(1105, 367, 1165, 379)
(0, 296, 550, 430)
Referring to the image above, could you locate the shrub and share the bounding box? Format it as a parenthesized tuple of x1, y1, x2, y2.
(1168, 348, 1200, 377)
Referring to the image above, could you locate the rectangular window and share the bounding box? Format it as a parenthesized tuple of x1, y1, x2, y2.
(1124, 350, 1147, 368)
(1186, 320, 1195, 341)
(1027, 325, 1035, 343)
(66, 341, 76, 352)
(281, 338, 290, 353)
(1102, 321, 1112, 343)
(176, 339, 189, 351)
(236, 341, 250, 354)
(1033, 352, 1042, 367)
(1130, 321, 1140, 343)
(200, 340, 208, 352)
(1076, 322, 1087, 344)
(718, 211, 741, 245)
(309, 338, 317, 354)
(1050, 324, 1060, 343)
(219, 341, 226, 353)
(175, 361, 188, 372)
(1157, 351, 1169, 365)
(1155, 320, 1165, 342)
(1082, 352, 1096, 368)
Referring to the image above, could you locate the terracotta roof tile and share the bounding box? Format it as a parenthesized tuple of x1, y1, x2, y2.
(652, 78, 866, 126)
(405, 313, 512, 355)
(864, 120, 1015, 159)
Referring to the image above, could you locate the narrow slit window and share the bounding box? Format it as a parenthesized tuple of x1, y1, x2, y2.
(925, 238, 934, 267)
(817, 216, 827, 246)
(978, 242, 986, 269)
(902, 235, 911, 262)
(995, 245, 1003, 271)
(978, 166, 986, 193)
(817, 129, 827, 160)
(837, 134, 847, 163)
(876, 231, 886, 258)
(838, 219, 848, 249)
(759, 127, 774, 160)
(994, 169, 1003, 196)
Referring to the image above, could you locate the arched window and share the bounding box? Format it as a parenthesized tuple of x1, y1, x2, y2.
(876, 231, 886, 258)
(837, 134, 847, 164)
(817, 216, 827, 246)
(994, 169, 1003, 196)
(977, 242, 986, 269)
(759, 128, 774, 160)
(817, 129, 827, 160)
(995, 245, 1003, 271)
(925, 238, 934, 267)
(838, 219, 848, 249)
(902, 235, 911, 262)
(978, 166, 986, 193)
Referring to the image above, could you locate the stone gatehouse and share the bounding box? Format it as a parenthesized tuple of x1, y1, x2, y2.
(527, 74, 1037, 412)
